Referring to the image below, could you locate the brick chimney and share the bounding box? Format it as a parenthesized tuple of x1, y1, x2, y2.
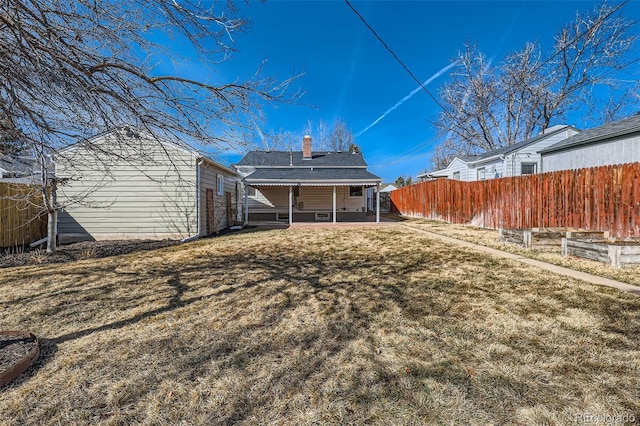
(302, 135, 312, 159)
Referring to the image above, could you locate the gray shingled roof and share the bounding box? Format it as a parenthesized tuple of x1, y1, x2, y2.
(540, 114, 640, 154)
(469, 125, 577, 162)
(236, 151, 368, 167)
(244, 168, 381, 184)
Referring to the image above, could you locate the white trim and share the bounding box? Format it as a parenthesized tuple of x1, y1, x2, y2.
(216, 174, 224, 196)
(376, 183, 380, 223)
(332, 185, 337, 224)
(288, 186, 293, 225)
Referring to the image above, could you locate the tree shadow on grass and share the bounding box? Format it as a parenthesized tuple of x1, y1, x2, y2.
(2, 228, 640, 423)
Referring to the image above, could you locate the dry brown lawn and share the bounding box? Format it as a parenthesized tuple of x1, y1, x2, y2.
(399, 217, 640, 287)
(1, 225, 639, 425)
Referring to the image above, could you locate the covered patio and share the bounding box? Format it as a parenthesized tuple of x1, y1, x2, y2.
(243, 181, 382, 225)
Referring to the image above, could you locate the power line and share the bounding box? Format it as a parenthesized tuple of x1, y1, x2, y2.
(344, 0, 449, 113)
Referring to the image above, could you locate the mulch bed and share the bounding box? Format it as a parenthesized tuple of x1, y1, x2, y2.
(0, 334, 37, 373)
(0, 239, 181, 268)
(0, 333, 39, 387)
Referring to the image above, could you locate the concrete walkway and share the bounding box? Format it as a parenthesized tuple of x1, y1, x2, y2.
(399, 223, 640, 296)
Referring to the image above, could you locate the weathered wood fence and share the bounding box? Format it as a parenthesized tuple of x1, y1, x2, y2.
(0, 183, 48, 248)
(391, 162, 640, 238)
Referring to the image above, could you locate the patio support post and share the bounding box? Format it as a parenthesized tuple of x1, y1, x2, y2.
(333, 185, 337, 224)
(289, 185, 293, 225)
(376, 183, 380, 223)
(244, 184, 249, 224)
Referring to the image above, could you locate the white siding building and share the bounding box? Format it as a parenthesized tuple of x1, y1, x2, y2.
(541, 114, 640, 172)
(56, 129, 240, 242)
(419, 125, 579, 181)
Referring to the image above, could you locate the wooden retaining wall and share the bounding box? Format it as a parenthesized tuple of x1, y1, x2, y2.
(0, 183, 48, 248)
(391, 162, 640, 238)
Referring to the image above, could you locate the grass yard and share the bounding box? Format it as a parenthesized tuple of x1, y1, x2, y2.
(399, 217, 640, 287)
(1, 225, 639, 425)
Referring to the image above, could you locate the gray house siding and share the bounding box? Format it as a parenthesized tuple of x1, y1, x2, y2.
(471, 128, 579, 180)
(542, 134, 640, 172)
(57, 131, 237, 242)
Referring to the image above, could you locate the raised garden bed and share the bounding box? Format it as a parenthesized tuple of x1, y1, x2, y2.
(562, 237, 640, 269)
(0, 331, 40, 388)
(498, 228, 608, 251)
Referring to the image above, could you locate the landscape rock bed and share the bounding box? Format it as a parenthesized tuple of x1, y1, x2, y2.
(562, 237, 640, 269)
(0, 331, 40, 388)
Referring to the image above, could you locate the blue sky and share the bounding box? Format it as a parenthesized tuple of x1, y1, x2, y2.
(196, 0, 639, 182)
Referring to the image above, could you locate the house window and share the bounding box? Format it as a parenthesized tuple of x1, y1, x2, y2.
(452, 171, 461, 180)
(521, 163, 537, 175)
(349, 186, 363, 197)
(217, 174, 224, 195)
(477, 168, 486, 181)
(247, 186, 256, 197)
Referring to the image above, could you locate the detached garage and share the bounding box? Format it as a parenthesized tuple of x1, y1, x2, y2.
(56, 128, 240, 243)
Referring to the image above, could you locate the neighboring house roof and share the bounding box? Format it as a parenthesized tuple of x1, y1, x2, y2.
(378, 184, 397, 193)
(418, 156, 468, 178)
(540, 114, 640, 154)
(237, 150, 382, 186)
(467, 124, 579, 164)
(418, 124, 579, 178)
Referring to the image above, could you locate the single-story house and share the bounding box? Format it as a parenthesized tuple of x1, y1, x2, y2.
(419, 124, 580, 181)
(419, 156, 477, 181)
(0, 154, 40, 184)
(540, 114, 640, 172)
(234, 135, 383, 224)
(56, 128, 241, 243)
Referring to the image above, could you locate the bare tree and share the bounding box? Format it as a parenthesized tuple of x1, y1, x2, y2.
(268, 130, 298, 151)
(433, 1, 637, 168)
(1, 0, 300, 253)
(303, 119, 330, 150)
(329, 119, 355, 152)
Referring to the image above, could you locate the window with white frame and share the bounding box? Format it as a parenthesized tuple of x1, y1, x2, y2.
(217, 174, 224, 195)
(247, 186, 256, 197)
(477, 167, 486, 181)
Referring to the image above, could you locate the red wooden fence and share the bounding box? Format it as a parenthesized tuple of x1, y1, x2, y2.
(390, 162, 640, 238)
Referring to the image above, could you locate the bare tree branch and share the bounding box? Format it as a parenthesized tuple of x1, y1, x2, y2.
(431, 1, 637, 168)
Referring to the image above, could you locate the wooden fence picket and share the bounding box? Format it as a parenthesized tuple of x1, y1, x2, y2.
(391, 162, 640, 238)
(1, 183, 48, 248)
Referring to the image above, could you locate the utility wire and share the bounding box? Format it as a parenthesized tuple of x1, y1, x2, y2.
(344, 0, 449, 113)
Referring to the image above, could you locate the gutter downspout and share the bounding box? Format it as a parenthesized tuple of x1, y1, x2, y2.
(182, 158, 204, 243)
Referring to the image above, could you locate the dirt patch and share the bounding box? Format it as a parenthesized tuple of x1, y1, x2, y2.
(0, 239, 180, 268)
